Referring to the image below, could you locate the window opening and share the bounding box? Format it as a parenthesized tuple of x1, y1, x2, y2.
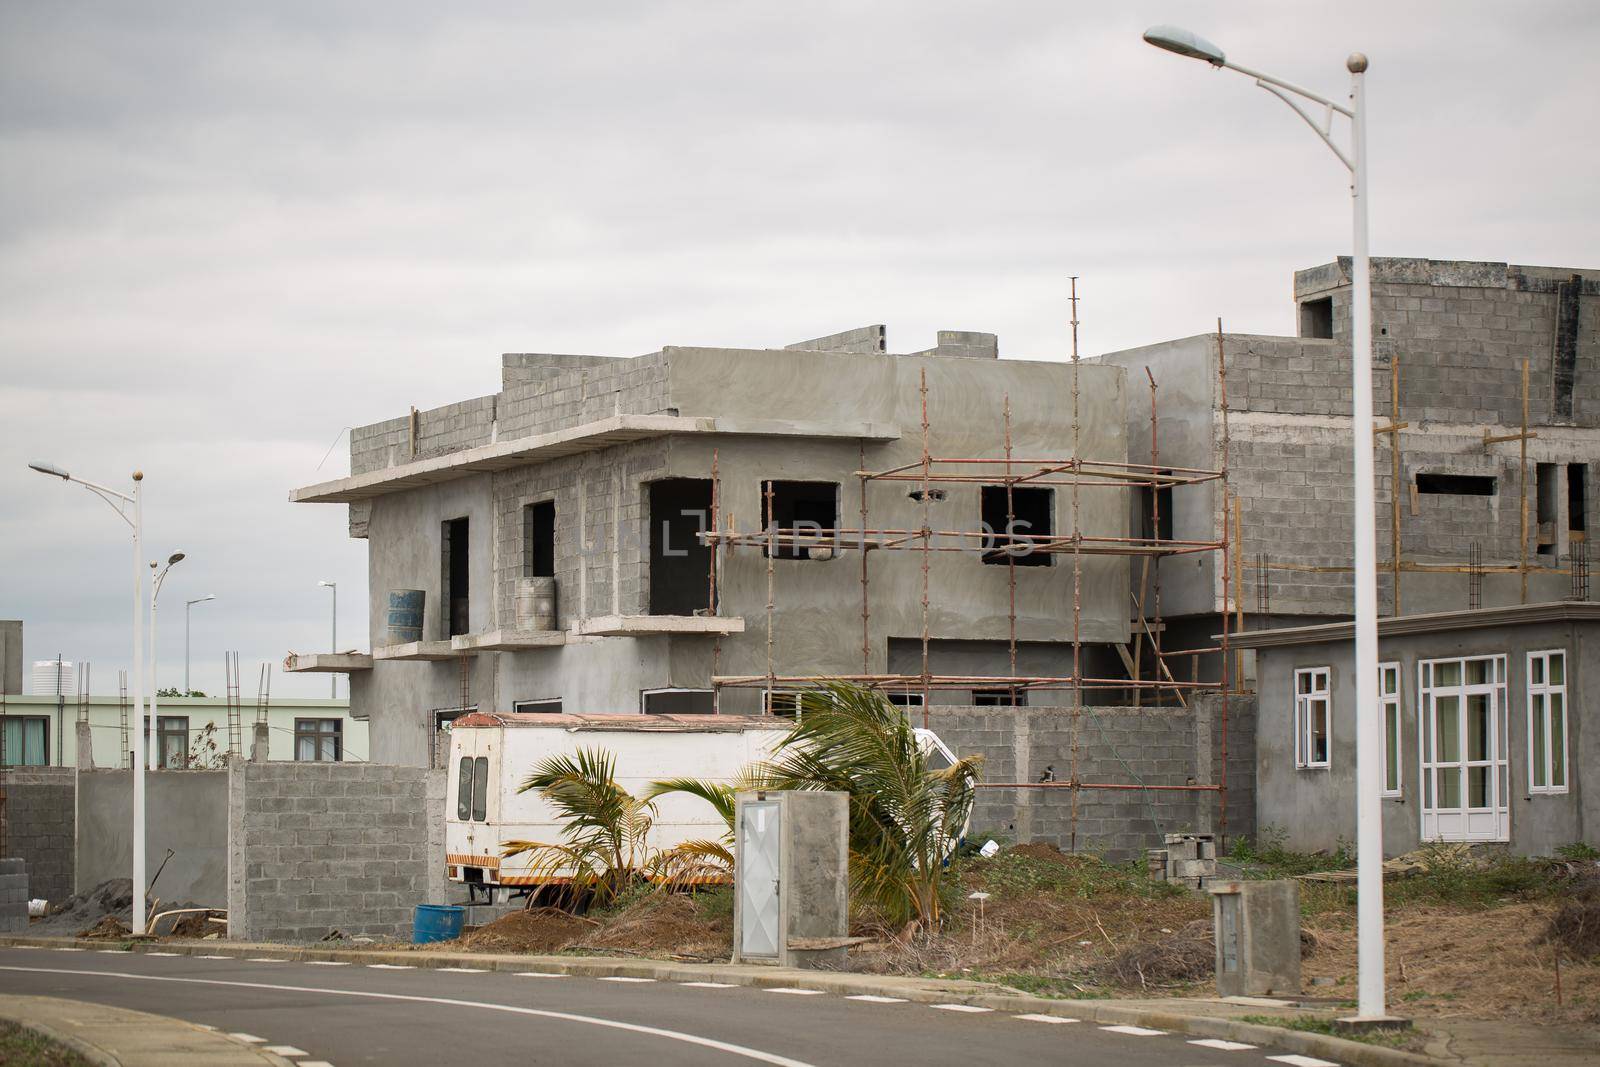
(971, 688, 1025, 707)
(0, 717, 49, 766)
(1294, 667, 1330, 769)
(442, 516, 470, 637)
(1418, 655, 1508, 841)
(1139, 472, 1174, 543)
(642, 689, 715, 715)
(294, 718, 342, 761)
(1300, 297, 1334, 339)
(1570, 464, 1588, 540)
(1379, 663, 1401, 796)
(522, 501, 555, 578)
(512, 699, 562, 714)
(157, 716, 189, 768)
(471, 755, 488, 821)
(761, 481, 839, 561)
(1416, 473, 1496, 497)
(648, 479, 714, 614)
(456, 757, 473, 820)
(980, 485, 1054, 567)
(1527, 650, 1567, 794)
(1536, 463, 1558, 555)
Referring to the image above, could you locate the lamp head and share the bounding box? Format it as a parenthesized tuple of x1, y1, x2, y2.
(1143, 25, 1226, 66)
(28, 461, 70, 480)
(319, 580, 336, 588)
(167, 551, 186, 565)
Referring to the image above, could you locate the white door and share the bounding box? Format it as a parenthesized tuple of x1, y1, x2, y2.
(738, 800, 782, 958)
(1419, 656, 1509, 842)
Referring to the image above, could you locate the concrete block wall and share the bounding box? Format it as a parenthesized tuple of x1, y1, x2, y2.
(0, 767, 74, 903)
(926, 700, 1255, 861)
(498, 352, 671, 440)
(229, 762, 447, 942)
(491, 440, 670, 628)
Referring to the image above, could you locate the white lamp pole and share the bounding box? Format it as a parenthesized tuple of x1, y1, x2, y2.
(318, 581, 337, 699)
(148, 554, 186, 771)
(28, 462, 149, 937)
(1142, 27, 1388, 1024)
(185, 595, 216, 697)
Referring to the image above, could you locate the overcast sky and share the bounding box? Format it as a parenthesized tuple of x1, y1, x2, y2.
(2, 1, 1595, 699)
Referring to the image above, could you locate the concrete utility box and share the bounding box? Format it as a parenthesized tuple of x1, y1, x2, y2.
(1165, 832, 1217, 888)
(1210, 879, 1301, 997)
(732, 790, 849, 970)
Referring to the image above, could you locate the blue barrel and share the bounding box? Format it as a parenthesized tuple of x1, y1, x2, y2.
(387, 589, 426, 644)
(412, 904, 464, 944)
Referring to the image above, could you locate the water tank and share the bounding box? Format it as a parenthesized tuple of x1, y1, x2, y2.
(31, 660, 72, 696)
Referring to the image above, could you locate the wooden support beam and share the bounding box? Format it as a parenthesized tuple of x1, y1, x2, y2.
(1373, 421, 1409, 435)
(1483, 429, 1538, 446)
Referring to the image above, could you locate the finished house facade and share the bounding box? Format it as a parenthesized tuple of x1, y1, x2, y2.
(1232, 602, 1597, 857)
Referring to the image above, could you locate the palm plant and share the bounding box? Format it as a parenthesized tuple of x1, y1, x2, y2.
(642, 771, 764, 888)
(500, 747, 656, 907)
(761, 681, 982, 932)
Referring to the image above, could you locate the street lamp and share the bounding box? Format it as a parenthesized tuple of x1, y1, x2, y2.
(148, 553, 186, 771)
(1143, 27, 1389, 1025)
(28, 461, 150, 936)
(185, 595, 217, 696)
(318, 580, 337, 699)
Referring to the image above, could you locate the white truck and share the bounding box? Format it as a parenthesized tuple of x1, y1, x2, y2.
(444, 711, 959, 899)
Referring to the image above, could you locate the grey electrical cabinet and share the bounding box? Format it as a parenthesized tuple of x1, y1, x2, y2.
(1210, 879, 1301, 996)
(732, 790, 849, 970)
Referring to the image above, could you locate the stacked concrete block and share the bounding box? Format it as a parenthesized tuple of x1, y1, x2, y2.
(1163, 833, 1217, 888)
(0, 858, 26, 933)
(229, 762, 445, 943)
(0, 767, 75, 904)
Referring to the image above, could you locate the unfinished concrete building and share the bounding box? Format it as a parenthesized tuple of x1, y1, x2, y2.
(289, 328, 1173, 769)
(1097, 257, 1598, 681)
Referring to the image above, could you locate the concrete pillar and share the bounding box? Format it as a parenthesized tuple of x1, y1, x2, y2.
(250, 723, 270, 763)
(75, 721, 95, 770)
(225, 759, 247, 940)
(1012, 713, 1033, 844)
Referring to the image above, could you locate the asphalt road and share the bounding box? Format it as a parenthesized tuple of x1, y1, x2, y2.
(0, 946, 1334, 1067)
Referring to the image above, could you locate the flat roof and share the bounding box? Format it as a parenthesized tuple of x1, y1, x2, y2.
(452, 712, 782, 732)
(1224, 601, 1600, 650)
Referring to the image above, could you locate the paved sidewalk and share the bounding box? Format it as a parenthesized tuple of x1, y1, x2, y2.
(0, 994, 297, 1066)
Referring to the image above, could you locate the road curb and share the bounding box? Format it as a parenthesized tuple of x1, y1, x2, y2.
(0, 992, 298, 1066)
(1, 935, 1440, 1066)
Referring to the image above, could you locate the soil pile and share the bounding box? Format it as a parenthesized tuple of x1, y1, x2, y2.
(582, 893, 731, 959)
(458, 908, 595, 953)
(29, 879, 214, 939)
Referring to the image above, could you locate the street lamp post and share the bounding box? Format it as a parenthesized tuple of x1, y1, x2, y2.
(318, 581, 337, 699)
(148, 553, 186, 771)
(185, 594, 217, 696)
(1142, 27, 1389, 1025)
(28, 462, 150, 937)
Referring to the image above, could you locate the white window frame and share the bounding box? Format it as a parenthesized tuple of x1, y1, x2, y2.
(1379, 661, 1402, 797)
(1417, 654, 1509, 843)
(1526, 649, 1568, 795)
(1294, 667, 1331, 770)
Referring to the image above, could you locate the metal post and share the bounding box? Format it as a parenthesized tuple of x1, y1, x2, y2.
(330, 583, 337, 700)
(185, 601, 191, 696)
(1347, 53, 1387, 1023)
(130, 474, 147, 936)
(148, 562, 159, 772)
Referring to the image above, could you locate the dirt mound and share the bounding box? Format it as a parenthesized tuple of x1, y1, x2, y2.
(458, 908, 596, 953)
(1544, 894, 1600, 961)
(1009, 843, 1074, 866)
(80, 915, 131, 940)
(583, 893, 731, 959)
(168, 911, 226, 939)
(1097, 918, 1214, 988)
(31, 879, 133, 935)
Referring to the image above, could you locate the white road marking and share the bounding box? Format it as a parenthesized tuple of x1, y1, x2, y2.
(1015, 1013, 1076, 1024)
(681, 981, 738, 988)
(438, 967, 487, 973)
(515, 971, 569, 978)
(0, 965, 820, 1067)
(51, 948, 85, 952)
(1267, 1057, 1339, 1067)
(1191, 1038, 1257, 1051)
(845, 994, 905, 1003)
(765, 988, 826, 996)
(144, 952, 180, 957)
(96, 951, 124, 955)
(196, 955, 233, 960)
(305, 961, 350, 966)
(930, 1004, 992, 1013)
(299, 1062, 335, 1067)
(264, 1046, 308, 1057)
(246, 957, 287, 963)
(229, 1032, 267, 1043)
(597, 976, 656, 983)
(365, 964, 413, 970)
(1099, 1024, 1165, 1036)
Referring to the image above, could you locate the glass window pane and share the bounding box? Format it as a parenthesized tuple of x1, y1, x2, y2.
(1313, 699, 1329, 764)
(472, 756, 489, 821)
(1531, 694, 1547, 788)
(1549, 652, 1564, 686)
(1436, 696, 1460, 761)
(1385, 706, 1400, 792)
(1468, 766, 1489, 808)
(457, 757, 472, 820)
(1439, 767, 1461, 809)
(297, 735, 315, 761)
(1436, 661, 1460, 687)
(1466, 659, 1489, 686)
(1467, 694, 1490, 761)
(1531, 656, 1545, 686)
(1551, 694, 1565, 788)
(1423, 770, 1433, 807)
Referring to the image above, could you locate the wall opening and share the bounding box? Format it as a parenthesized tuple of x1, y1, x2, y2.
(1139, 472, 1174, 542)
(648, 479, 713, 615)
(512, 698, 562, 714)
(1299, 297, 1334, 339)
(522, 501, 555, 578)
(971, 688, 1026, 707)
(642, 689, 715, 715)
(1416, 473, 1496, 497)
(981, 485, 1054, 566)
(1536, 463, 1559, 555)
(441, 517, 470, 637)
(1570, 464, 1589, 541)
(761, 481, 839, 560)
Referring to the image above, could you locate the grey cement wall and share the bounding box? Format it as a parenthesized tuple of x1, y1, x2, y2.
(1254, 618, 1597, 857)
(228, 762, 446, 942)
(0, 766, 74, 902)
(77, 770, 229, 907)
(0, 621, 21, 695)
(926, 698, 1255, 861)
